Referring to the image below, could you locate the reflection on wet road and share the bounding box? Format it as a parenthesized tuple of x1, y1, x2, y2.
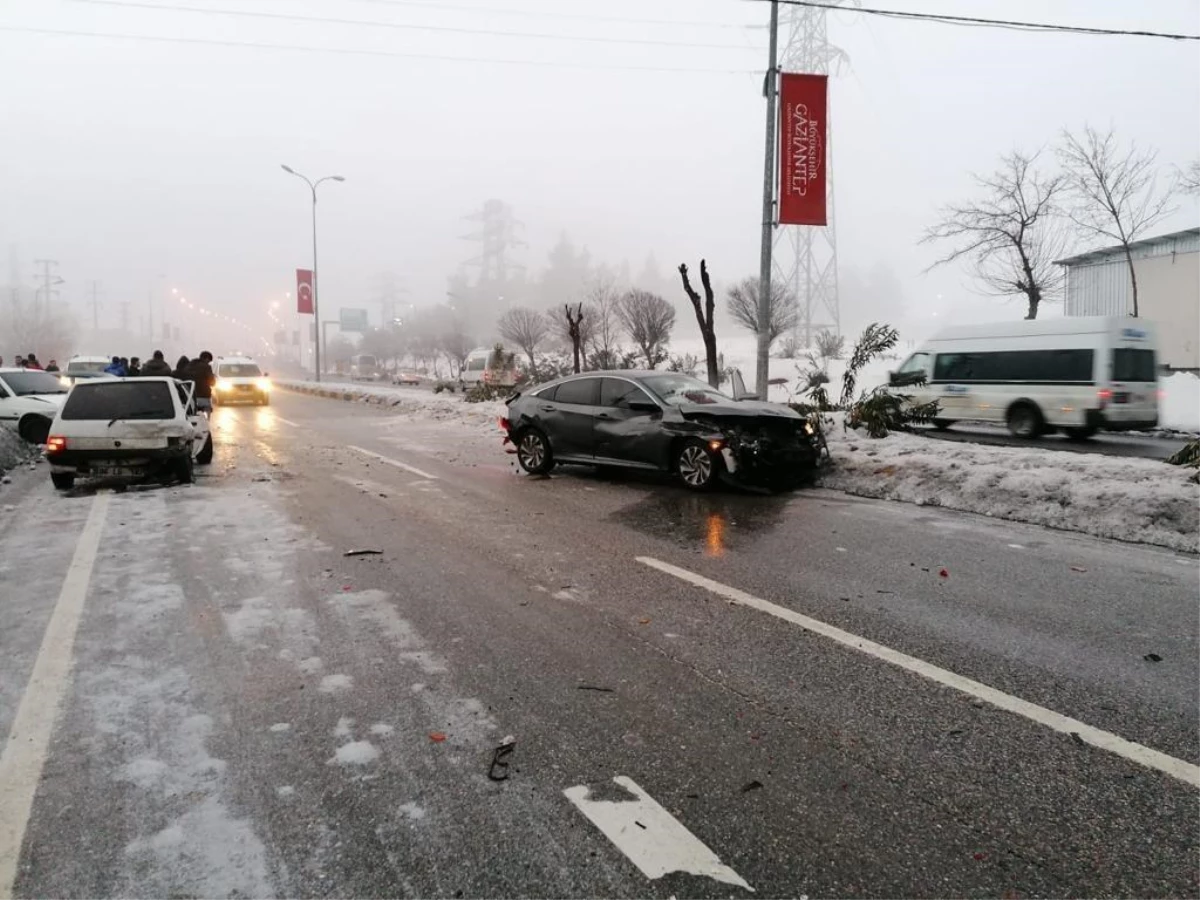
(611, 490, 792, 557)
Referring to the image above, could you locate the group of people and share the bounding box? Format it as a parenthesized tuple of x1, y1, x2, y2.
(103, 350, 217, 411)
(2, 353, 59, 371)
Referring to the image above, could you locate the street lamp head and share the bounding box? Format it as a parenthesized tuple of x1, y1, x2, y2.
(331, 175, 346, 182)
(281, 164, 296, 174)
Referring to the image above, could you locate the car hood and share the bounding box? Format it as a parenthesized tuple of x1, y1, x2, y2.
(675, 399, 801, 420)
(21, 393, 68, 407)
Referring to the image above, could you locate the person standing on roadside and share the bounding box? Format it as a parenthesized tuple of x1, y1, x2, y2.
(186, 350, 216, 412)
(24, 353, 43, 370)
(104, 356, 127, 376)
(128, 356, 142, 377)
(141, 350, 173, 376)
(173, 355, 191, 380)
(45, 359, 60, 372)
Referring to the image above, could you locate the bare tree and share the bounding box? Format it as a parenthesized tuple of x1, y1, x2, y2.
(440, 321, 474, 378)
(7, 298, 77, 364)
(922, 150, 1068, 320)
(1176, 159, 1200, 196)
(497, 306, 550, 374)
(617, 289, 675, 369)
(547, 302, 592, 358)
(564, 303, 585, 373)
(726, 277, 799, 349)
(678, 259, 720, 387)
(1059, 126, 1175, 317)
(585, 274, 623, 369)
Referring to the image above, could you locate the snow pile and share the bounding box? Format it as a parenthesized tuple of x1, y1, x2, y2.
(0, 427, 38, 478)
(277, 380, 506, 428)
(821, 423, 1199, 553)
(1160, 372, 1200, 433)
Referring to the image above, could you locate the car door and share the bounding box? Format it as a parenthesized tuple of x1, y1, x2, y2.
(536, 377, 600, 460)
(0, 376, 16, 427)
(594, 377, 664, 468)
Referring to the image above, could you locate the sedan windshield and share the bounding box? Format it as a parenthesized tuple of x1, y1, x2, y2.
(218, 364, 262, 377)
(643, 374, 731, 406)
(1, 371, 69, 395)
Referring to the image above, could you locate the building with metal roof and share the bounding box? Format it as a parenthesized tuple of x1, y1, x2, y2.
(1057, 227, 1199, 371)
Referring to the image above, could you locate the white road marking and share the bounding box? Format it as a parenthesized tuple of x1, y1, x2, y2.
(274, 415, 299, 427)
(0, 492, 110, 896)
(347, 445, 438, 481)
(637, 556, 1200, 789)
(564, 776, 752, 891)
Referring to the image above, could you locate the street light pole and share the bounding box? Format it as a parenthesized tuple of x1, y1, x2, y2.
(281, 165, 345, 383)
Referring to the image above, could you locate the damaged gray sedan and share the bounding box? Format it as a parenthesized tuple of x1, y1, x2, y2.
(501, 371, 822, 491)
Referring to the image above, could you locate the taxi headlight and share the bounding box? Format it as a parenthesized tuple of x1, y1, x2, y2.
(256, 378, 271, 392)
(216, 379, 232, 392)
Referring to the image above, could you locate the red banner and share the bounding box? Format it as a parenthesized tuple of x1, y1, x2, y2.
(778, 73, 828, 226)
(296, 268, 314, 314)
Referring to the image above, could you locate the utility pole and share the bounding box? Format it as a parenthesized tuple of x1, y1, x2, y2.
(756, 1, 780, 399)
(34, 259, 60, 316)
(87, 281, 102, 330)
(119, 299, 131, 334)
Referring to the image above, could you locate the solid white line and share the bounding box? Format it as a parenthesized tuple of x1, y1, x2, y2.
(637, 556, 1200, 789)
(347, 445, 438, 481)
(564, 776, 752, 891)
(0, 493, 110, 897)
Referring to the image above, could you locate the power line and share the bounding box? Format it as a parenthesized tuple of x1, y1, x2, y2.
(66, 0, 763, 51)
(750, 0, 1200, 41)
(0, 25, 759, 73)
(348, 0, 748, 30)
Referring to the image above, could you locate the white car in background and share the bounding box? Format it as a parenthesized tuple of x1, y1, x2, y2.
(60, 355, 117, 388)
(0, 368, 70, 444)
(213, 356, 271, 406)
(44, 377, 212, 489)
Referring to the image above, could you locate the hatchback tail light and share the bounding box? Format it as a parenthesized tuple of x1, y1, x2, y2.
(498, 416, 511, 433)
(46, 435, 67, 454)
(1097, 388, 1112, 410)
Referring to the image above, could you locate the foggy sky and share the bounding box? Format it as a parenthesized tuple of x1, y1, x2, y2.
(2, 0, 1197, 352)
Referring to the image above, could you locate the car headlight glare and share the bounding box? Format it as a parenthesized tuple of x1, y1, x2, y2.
(256, 378, 271, 391)
(216, 379, 232, 391)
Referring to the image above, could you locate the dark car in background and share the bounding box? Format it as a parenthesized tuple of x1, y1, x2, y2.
(502, 371, 821, 491)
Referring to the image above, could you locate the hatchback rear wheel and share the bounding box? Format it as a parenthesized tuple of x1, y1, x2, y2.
(676, 439, 719, 490)
(515, 429, 554, 475)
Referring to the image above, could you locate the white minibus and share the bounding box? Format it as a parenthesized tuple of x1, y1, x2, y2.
(889, 317, 1159, 438)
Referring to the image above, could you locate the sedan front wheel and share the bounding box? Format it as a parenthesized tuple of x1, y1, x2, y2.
(676, 439, 719, 490)
(516, 429, 555, 475)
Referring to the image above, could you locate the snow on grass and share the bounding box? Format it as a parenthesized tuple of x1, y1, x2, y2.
(822, 421, 1199, 553)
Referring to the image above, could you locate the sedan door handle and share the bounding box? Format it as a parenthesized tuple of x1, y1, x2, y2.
(538, 404, 555, 412)
(596, 412, 613, 419)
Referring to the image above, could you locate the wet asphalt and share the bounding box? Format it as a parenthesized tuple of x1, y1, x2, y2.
(910, 421, 1192, 460)
(0, 390, 1197, 899)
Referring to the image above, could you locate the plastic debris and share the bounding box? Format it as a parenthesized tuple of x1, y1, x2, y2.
(577, 685, 615, 693)
(939, 568, 949, 578)
(1070, 566, 1088, 573)
(740, 780, 763, 793)
(1144, 653, 1163, 662)
(488, 735, 516, 781)
(343, 549, 383, 557)
(637, 618, 651, 625)
(429, 731, 447, 743)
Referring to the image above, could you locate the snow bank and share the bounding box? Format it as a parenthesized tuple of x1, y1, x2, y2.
(0, 427, 38, 477)
(276, 380, 506, 428)
(822, 423, 1199, 554)
(1160, 372, 1200, 433)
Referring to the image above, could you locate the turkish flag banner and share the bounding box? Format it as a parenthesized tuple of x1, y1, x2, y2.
(296, 268, 314, 314)
(778, 73, 828, 226)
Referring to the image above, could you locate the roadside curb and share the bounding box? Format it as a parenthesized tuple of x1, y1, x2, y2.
(276, 380, 415, 408)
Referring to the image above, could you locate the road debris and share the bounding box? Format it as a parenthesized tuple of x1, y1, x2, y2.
(1070, 566, 1088, 573)
(1144, 653, 1163, 662)
(343, 549, 383, 557)
(577, 685, 615, 693)
(488, 735, 516, 781)
(429, 731, 447, 743)
(939, 568, 950, 578)
(740, 780, 763, 793)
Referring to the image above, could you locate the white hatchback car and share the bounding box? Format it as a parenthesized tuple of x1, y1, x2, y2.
(44, 377, 213, 489)
(0, 368, 70, 443)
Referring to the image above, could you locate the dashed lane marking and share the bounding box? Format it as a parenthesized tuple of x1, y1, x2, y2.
(564, 776, 752, 891)
(347, 445, 438, 481)
(274, 415, 299, 427)
(0, 492, 111, 897)
(637, 555, 1200, 789)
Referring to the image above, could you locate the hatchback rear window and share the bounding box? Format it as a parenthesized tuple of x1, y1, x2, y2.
(1112, 348, 1156, 383)
(62, 381, 176, 420)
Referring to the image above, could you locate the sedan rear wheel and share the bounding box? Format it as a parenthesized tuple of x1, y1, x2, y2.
(516, 429, 555, 475)
(676, 439, 719, 490)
